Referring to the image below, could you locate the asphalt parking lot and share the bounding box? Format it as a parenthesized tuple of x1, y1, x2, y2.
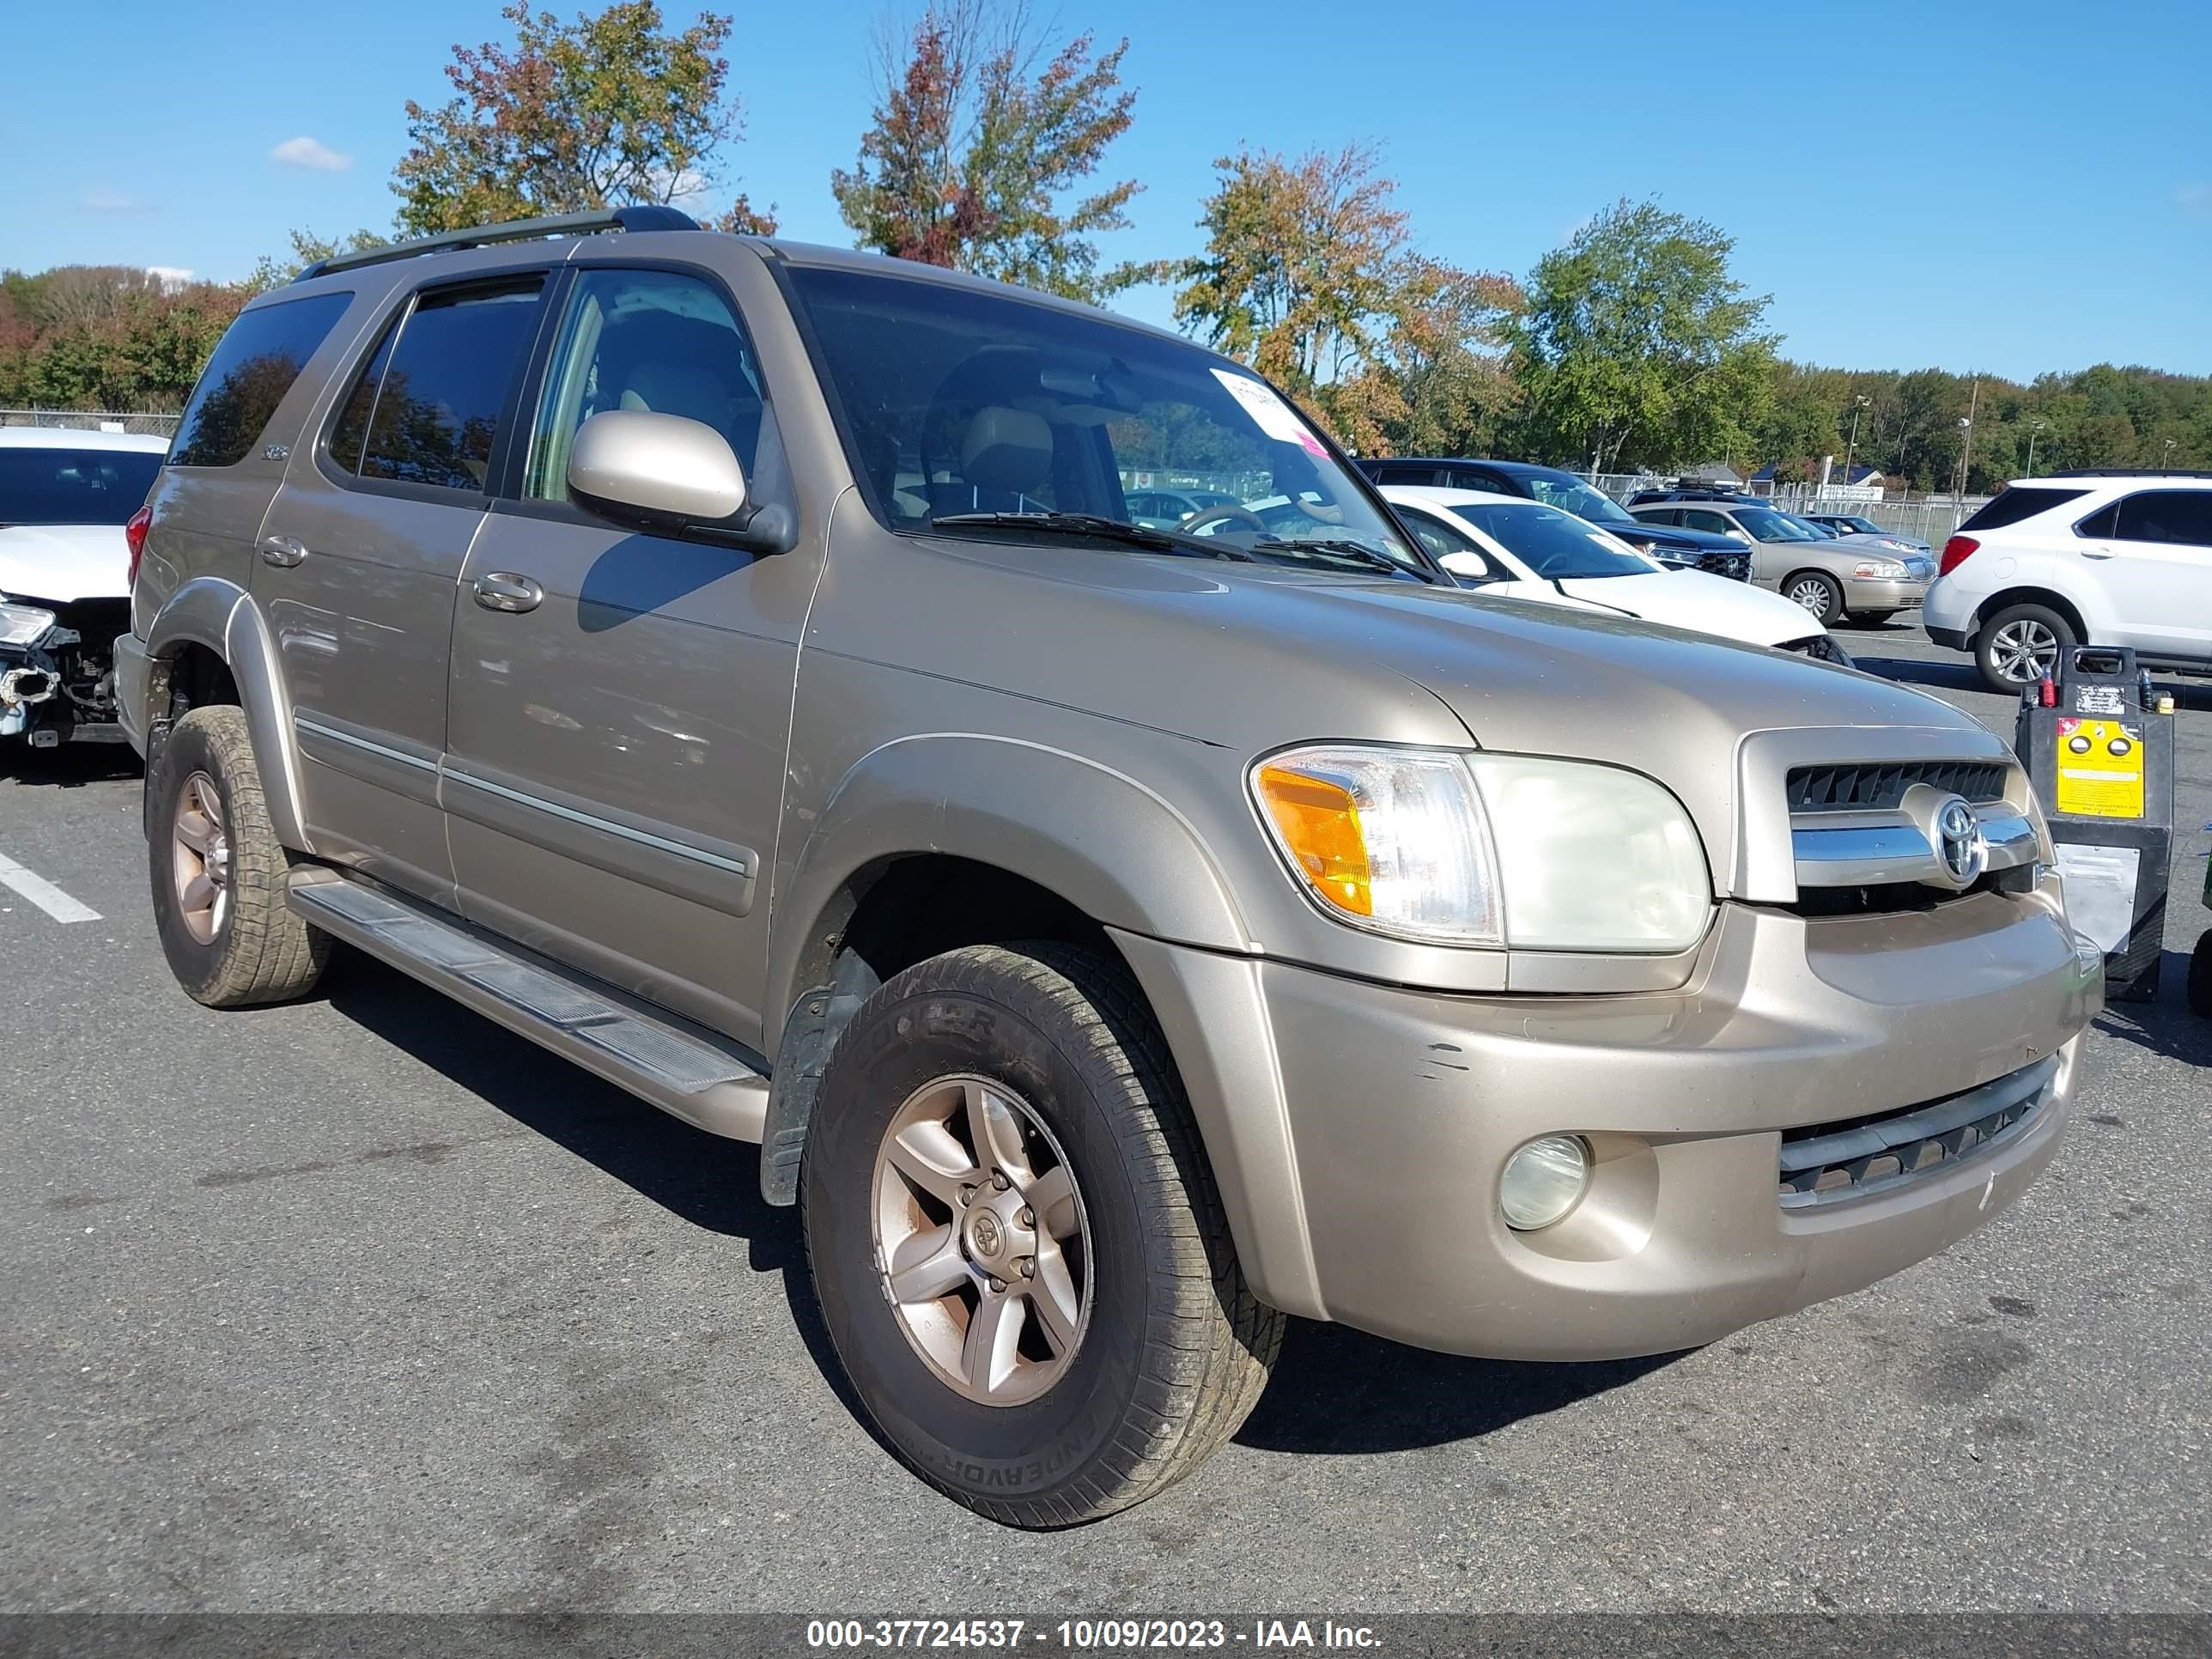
(3, 620, 2208, 1615)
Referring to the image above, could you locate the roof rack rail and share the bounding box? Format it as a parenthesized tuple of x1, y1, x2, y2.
(295, 204, 700, 283)
(2042, 467, 2212, 480)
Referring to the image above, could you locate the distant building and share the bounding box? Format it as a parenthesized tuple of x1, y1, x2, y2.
(1751, 460, 1886, 493)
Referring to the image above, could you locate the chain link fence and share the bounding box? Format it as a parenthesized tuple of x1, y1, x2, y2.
(1, 409, 180, 438)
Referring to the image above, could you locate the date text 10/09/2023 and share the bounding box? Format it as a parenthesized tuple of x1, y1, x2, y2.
(804, 1620, 1383, 1650)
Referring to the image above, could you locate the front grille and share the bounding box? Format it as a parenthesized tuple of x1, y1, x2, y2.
(1698, 551, 1752, 581)
(1778, 1055, 2057, 1208)
(1786, 759, 2009, 813)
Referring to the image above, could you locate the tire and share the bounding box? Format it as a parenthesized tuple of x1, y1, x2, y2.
(802, 941, 1282, 1528)
(149, 705, 331, 1007)
(2189, 932, 2212, 1020)
(1850, 611, 1897, 628)
(1975, 603, 2075, 694)
(1782, 570, 1844, 623)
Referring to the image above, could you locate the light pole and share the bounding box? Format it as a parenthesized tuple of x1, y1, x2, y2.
(2164, 439, 2179, 471)
(1844, 393, 1870, 485)
(1954, 416, 1973, 513)
(2026, 418, 2046, 477)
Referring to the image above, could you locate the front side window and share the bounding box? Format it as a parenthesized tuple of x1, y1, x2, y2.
(1680, 510, 1734, 535)
(2113, 489, 2212, 550)
(1448, 501, 1657, 579)
(350, 280, 544, 492)
(169, 291, 352, 468)
(1394, 505, 1494, 575)
(787, 264, 1423, 579)
(525, 267, 769, 502)
(0, 447, 164, 526)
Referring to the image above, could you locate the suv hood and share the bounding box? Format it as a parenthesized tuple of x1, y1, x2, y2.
(0, 523, 129, 605)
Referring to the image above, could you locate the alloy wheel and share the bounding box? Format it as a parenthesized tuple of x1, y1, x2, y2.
(170, 770, 232, 945)
(872, 1073, 1091, 1407)
(1989, 618, 2060, 684)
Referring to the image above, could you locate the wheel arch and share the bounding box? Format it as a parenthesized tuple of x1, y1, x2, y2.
(143, 577, 310, 850)
(1972, 586, 2088, 641)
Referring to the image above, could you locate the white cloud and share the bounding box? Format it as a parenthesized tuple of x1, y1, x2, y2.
(82, 189, 154, 215)
(270, 136, 351, 172)
(2180, 182, 2210, 216)
(145, 266, 195, 290)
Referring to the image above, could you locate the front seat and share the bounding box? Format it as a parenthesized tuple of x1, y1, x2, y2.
(925, 405, 1054, 516)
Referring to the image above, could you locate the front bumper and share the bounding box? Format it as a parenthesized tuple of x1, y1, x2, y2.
(1842, 574, 1929, 613)
(1119, 882, 2097, 1360)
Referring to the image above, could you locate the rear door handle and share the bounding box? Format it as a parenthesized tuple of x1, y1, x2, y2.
(2081, 545, 2117, 560)
(471, 572, 544, 613)
(258, 535, 307, 568)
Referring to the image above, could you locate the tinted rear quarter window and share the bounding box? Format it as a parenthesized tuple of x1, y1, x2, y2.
(2112, 489, 2212, 549)
(1958, 485, 2088, 533)
(168, 291, 353, 467)
(356, 281, 544, 491)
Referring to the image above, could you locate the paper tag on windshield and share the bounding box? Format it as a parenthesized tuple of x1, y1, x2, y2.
(1211, 369, 1331, 458)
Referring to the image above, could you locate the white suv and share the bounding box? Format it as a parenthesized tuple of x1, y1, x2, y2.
(1923, 472, 2212, 691)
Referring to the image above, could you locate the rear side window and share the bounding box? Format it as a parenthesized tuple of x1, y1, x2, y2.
(1958, 485, 2088, 533)
(1447, 467, 1506, 492)
(343, 280, 544, 492)
(169, 291, 352, 467)
(2112, 489, 2212, 549)
(1373, 462, 1443, 484)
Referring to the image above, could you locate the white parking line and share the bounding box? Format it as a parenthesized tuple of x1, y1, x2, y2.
(0, 848, 102, 924)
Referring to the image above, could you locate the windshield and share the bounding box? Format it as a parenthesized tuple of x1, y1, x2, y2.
(787, 265, 1425, 578)
(0, 447, 161, 526)
(1449, 501, 1657, 579)
(1522, 473, 1637, 525)
(1734, 506, 1822, 544)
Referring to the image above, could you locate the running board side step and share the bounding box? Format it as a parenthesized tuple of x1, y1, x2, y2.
(286, 872, 769, 1142)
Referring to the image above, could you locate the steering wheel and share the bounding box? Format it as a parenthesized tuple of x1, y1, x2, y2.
(1178, 502, 1272, 538)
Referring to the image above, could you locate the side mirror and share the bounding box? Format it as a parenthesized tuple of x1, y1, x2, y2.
(1439, 550, 1499, 584)
(568, 410, 793, 554)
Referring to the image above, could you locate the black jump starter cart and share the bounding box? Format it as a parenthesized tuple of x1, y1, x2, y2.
(2013, 646, 2176, 1001)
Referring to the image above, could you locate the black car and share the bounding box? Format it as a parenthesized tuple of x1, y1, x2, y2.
(1359, 458, 1753, 581)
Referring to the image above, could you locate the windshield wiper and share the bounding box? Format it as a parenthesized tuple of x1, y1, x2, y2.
(1252, 536, 1426, 579)
(930, 511, 1254, 562)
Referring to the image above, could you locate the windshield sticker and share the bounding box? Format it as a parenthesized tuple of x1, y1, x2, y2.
(1211, 369, 1331, 458)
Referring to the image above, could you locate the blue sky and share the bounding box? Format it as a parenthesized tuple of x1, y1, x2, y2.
(6, 0, 2207, 378)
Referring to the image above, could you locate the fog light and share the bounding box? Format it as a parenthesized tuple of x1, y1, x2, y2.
(1500, 1135, 1590, 1231)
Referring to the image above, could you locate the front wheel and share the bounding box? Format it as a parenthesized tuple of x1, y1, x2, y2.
(803, 942, 1282, 1527)
(1974, 603, 2075, 694)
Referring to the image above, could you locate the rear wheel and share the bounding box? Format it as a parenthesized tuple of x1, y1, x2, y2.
(1974, 603, 2074, 693)
(803, 941, 1281, 1528)
(149, 705, 330, 1006)
(1783, 570, 1844, 623)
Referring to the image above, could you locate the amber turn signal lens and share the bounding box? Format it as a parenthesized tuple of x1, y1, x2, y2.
(1255, 764, 1372, 916)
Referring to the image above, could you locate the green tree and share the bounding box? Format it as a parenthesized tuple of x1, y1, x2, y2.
(1507, 198, 1775, 472)
(832, 3, 1142, 302)
(393, 1, 774, 238)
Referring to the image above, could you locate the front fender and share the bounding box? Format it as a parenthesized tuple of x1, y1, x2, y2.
(144, 577, 312, 852)
(773, 732, 1252, 1018)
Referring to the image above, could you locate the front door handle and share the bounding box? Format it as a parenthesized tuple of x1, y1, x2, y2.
(472, 572, 544, 613)
(2080, 546, 2117, 560)
(258, 535, 307, 568)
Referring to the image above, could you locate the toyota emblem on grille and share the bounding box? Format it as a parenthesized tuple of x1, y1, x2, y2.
(1935, 796, 1988, 887)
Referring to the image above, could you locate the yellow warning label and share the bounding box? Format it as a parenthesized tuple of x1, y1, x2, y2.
(2053, 718, 2146, 818)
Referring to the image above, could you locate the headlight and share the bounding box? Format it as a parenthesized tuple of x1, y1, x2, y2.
(0, 601, 57, 647)
(1251, 745, 1712, 953)
(1852, 560, 1907, 580)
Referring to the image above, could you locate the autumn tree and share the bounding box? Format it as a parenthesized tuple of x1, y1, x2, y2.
(393, 1, 774, 239)
(1507, 198, 1776, 472)
(1171, 144, 1514, 455)
(832, 2, 1142, 301)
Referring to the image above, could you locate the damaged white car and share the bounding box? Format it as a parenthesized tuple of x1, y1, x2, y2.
(0, 427, 167, 752)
